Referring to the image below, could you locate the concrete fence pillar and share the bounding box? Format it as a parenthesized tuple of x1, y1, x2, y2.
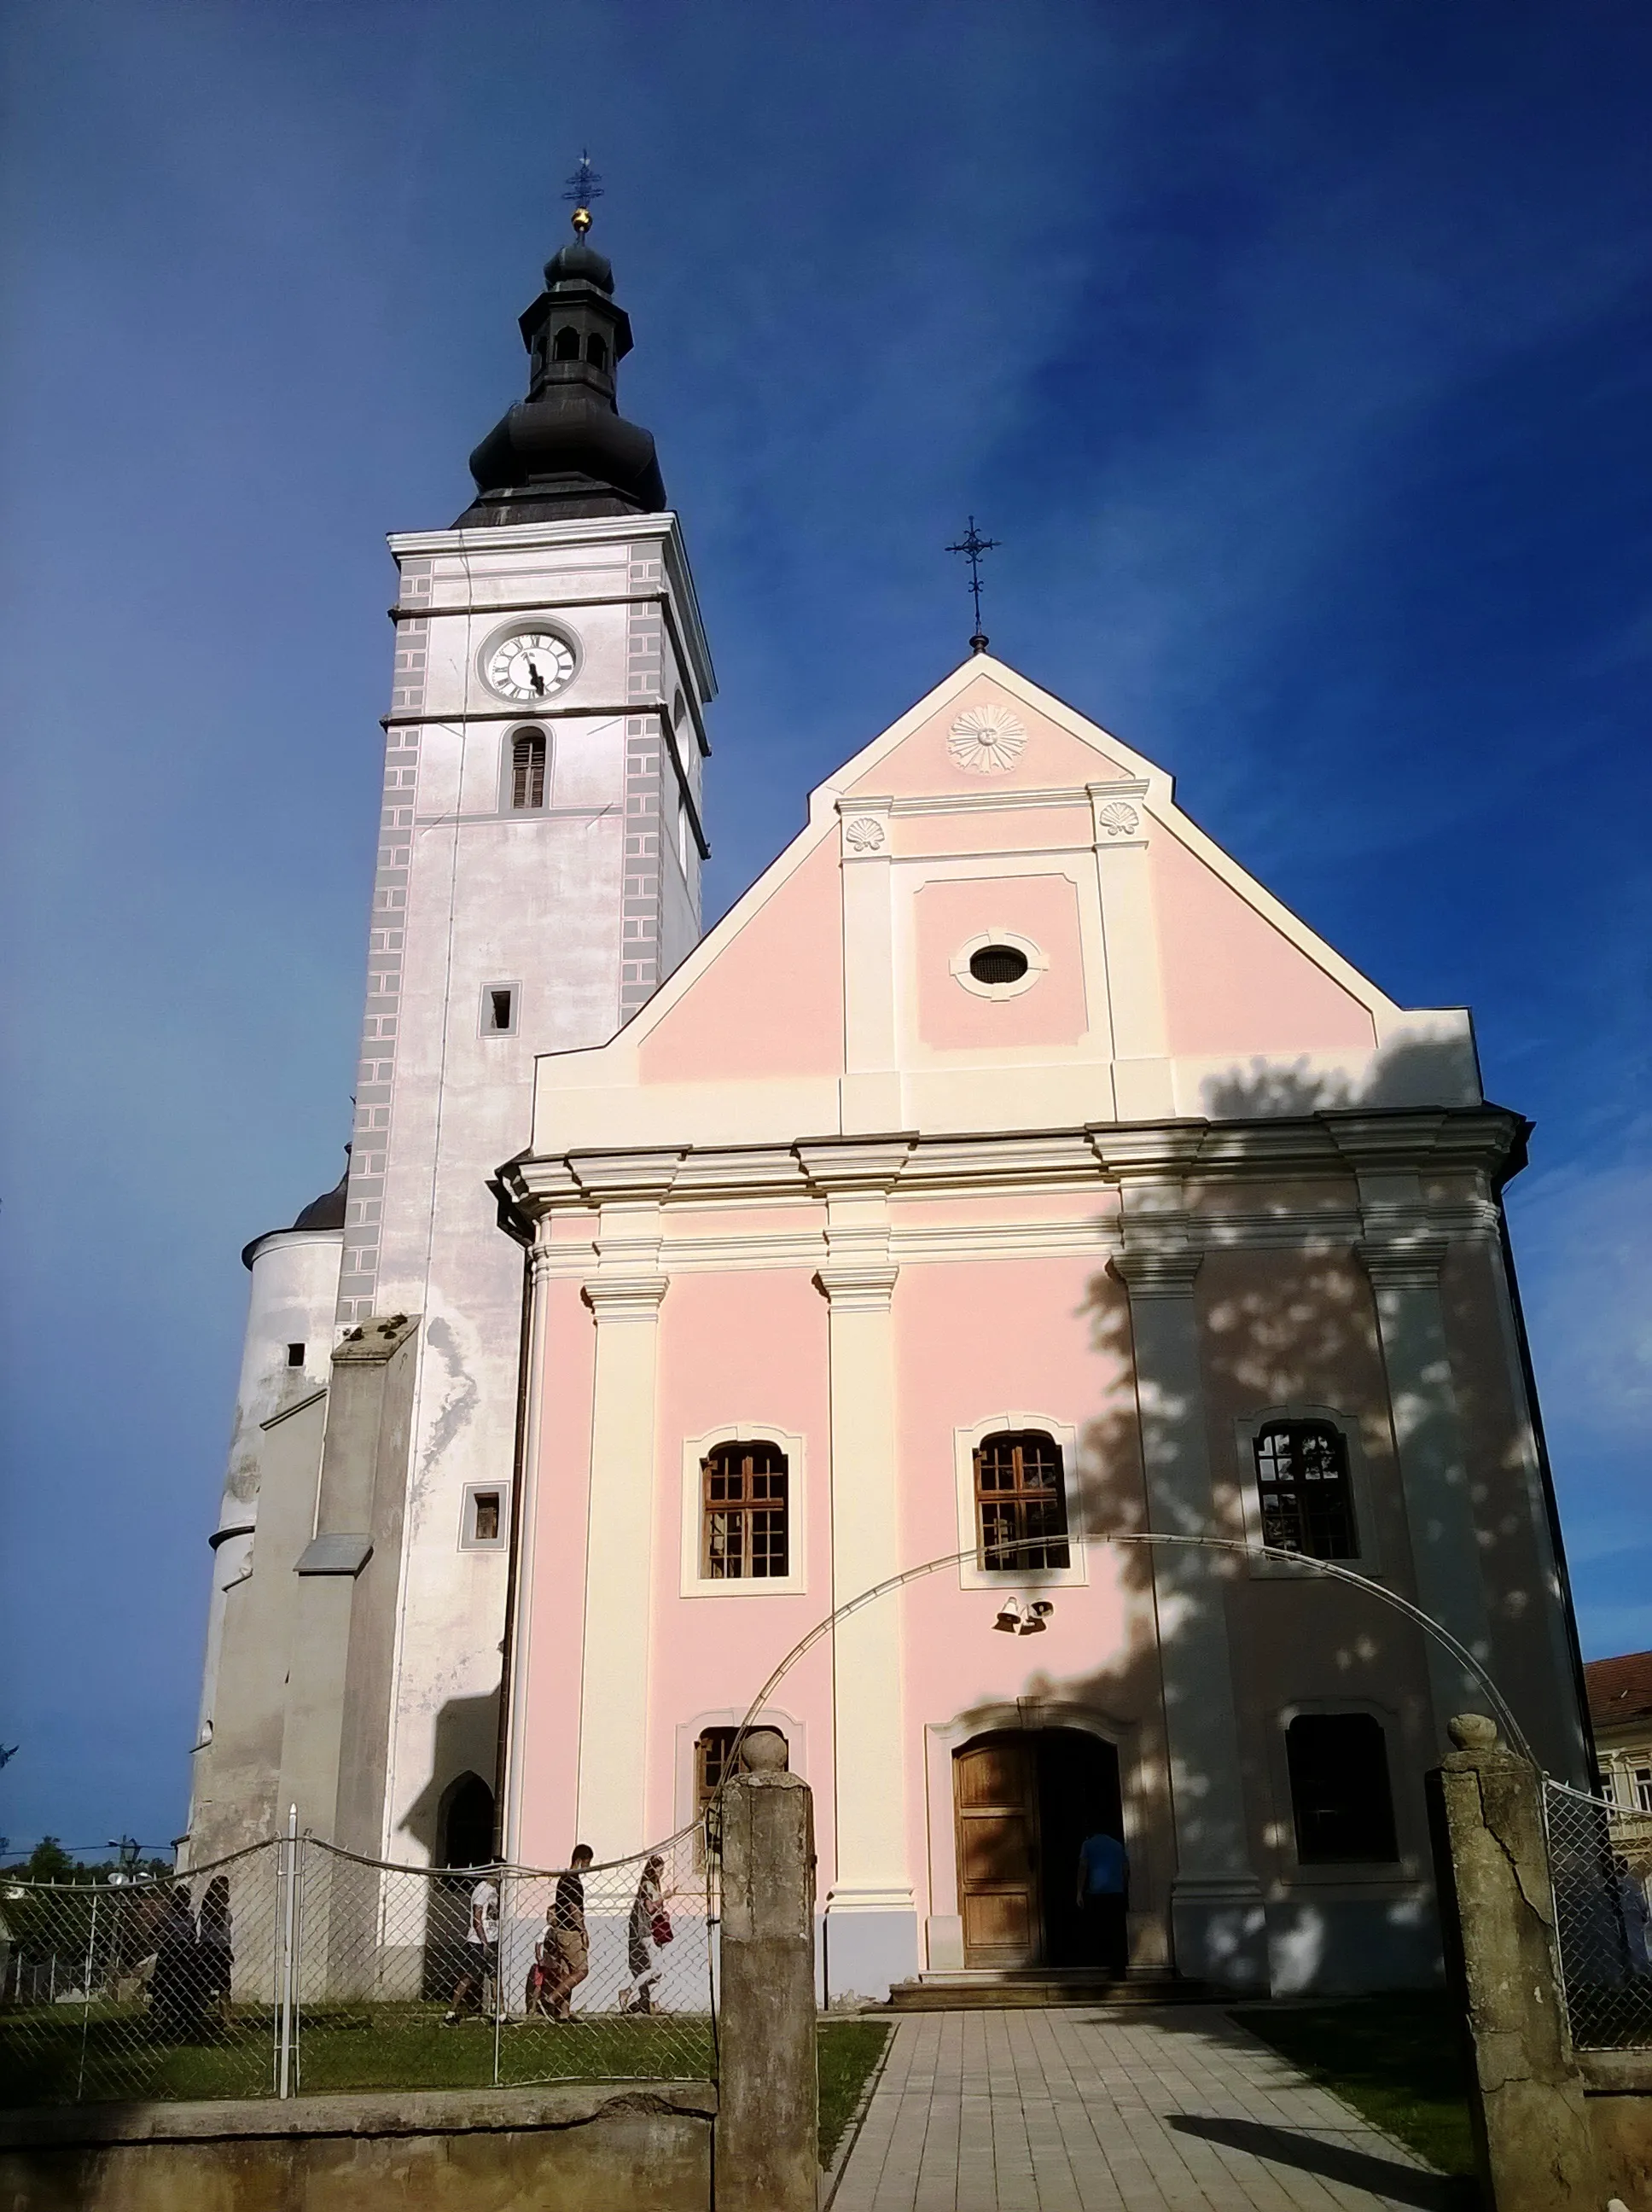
(716, 1728, 818, 2212)
(1428, 1713, 1598, 2212)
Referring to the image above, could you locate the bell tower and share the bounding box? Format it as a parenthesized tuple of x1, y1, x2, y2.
(185, 195, 714, 1867)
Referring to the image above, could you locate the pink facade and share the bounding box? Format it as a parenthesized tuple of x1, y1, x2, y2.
(498, 655, 1587, 1999)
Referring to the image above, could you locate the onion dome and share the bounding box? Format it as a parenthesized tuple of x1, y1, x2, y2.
(456, 211, 666, 527)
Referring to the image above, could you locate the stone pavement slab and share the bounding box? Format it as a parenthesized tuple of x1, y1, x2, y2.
(830, 2006, 1457, 2212)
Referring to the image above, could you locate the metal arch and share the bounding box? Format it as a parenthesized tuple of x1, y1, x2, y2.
(719, 1528, 1535, 1784)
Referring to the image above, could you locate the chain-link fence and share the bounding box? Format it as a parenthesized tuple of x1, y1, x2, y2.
(1543, 1778, 1652, 2050)
(0, 1839, 286, 2106)
(0, 1825, 716, 2108)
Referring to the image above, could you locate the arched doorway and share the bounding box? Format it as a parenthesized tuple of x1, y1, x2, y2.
(438, 1771, 496, 1869)
(953, 1729, 1124, 1970)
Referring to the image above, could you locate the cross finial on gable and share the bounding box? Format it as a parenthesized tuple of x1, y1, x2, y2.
(945, 515, 1001, 655)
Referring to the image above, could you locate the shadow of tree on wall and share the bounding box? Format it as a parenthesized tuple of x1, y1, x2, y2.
(1199, 1033, 1480, 1120)
(986, 1096, 1576, 1991)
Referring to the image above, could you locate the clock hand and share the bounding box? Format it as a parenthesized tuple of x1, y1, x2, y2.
(529, 662, 545, 695)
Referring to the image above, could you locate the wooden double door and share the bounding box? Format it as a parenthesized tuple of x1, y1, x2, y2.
(953, 1729, 1123, 1969)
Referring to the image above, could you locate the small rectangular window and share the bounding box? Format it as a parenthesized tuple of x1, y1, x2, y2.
(1634, 1767, 1652, 1813)
(287, 1343, 305, 1368)
(481, 984, 517, 1036)
(460, 1484, 509, 1549)
(1286, 1713, 1399, 1863)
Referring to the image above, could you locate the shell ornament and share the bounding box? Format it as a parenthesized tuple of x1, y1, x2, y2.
(947, 705, 1027, 774)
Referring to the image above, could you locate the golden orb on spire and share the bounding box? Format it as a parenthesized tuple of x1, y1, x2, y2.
(563, 152, 602, 240)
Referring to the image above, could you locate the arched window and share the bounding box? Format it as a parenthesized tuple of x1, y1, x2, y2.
(1286, 1714, 1398, 1863)
(701, 1441, 789, 1579)
(553, 324, 581, 361)
(1254, 1421, 1355, 1558)
(585, 332, 608, 370)
(510, 727, 546, 811)
(974, 1430, 1070, 1572)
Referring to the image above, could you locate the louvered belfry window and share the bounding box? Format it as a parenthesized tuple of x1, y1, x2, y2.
(1254, 1421, 1356, 1558)
(510, 728, 546, 810)
(974, 1430, 1070, 1572)
(701, 1441, 789, 1579)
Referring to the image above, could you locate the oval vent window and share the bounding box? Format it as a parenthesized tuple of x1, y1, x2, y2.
(969, 944, 1030, 987)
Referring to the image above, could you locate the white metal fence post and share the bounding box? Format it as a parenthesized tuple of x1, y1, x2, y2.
(276, 1805, 298, 2098)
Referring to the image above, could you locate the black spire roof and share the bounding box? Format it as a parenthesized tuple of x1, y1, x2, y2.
(456, 218, 666, 528)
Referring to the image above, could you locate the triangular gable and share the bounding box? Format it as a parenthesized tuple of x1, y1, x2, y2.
(530, 654, 1475, 1144)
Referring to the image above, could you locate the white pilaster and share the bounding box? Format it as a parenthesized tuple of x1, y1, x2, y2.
(802, 1137, 918, 1997)
(1089, 779, 1173, 1121)
(1354, 1233, 1494, 1743)
(574, 1170, 676, 1858)
(836, 796, 902, 1134)
(1108, 1158, 1266, 1988)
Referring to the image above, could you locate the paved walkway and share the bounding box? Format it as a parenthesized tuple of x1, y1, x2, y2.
(830, 2007, 1455, 2212)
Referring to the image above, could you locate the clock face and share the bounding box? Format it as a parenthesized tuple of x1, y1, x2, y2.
(483, 631, 576, 702)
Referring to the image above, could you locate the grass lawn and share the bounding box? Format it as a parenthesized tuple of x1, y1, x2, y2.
(1231, 1993, 1477, 2182)
(817, 2018, 892, 2164)
(1, 2001, 892, 2168)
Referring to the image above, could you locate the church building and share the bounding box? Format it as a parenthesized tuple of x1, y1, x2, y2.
(186, 195, 1591, 2002)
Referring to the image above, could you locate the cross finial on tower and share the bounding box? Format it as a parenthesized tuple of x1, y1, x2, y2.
(563, 149, 604, 236)
(945, 515, 1001, 654)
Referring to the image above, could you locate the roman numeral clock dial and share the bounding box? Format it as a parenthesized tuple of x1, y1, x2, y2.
(483, 631, 576, 701)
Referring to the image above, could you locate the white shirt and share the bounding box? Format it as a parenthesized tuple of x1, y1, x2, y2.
(468, 1879, 499, 1945)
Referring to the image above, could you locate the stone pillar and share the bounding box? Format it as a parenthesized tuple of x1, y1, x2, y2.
(1357, 1233, 1493, 1739)
(574, 1179, 674, 1858)
(1111, 1211, 1266, 1989)
(716, 1729, 818, 2212)
(801, 1138, 917, 2000)
(1428, 1714, 1597, 2212)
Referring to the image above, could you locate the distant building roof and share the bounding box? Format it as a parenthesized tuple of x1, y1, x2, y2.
(241, 1160, 349, 1270)
(1585, 1650, 1652, 1732)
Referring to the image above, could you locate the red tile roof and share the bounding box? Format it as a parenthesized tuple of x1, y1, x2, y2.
(1585, 1651, 1652, 1731)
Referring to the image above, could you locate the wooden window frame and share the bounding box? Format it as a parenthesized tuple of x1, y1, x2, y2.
(509, 726, 547, 812)
(700, 1441, 790, 1581)
(953, 1414, 1085, 1591)
(973, 1429, 1071, 1575)
(1253, 1419, 1357, 1562)
(680, 1425, 807, 1597)
(1234, 1406, 1380, 1579)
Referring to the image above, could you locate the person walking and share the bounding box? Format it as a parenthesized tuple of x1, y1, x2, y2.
(1074, 1827, 1129, 1975)
(442, 1871, 500, 2023)
(196, 1875, 234, 2033)
(544, 1845, 594, 2020)
(620, 1854, 669, 2013)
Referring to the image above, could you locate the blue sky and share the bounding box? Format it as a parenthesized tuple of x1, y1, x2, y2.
(2, 1, 1649, 1856)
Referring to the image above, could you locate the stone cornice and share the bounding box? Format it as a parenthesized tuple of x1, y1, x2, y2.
(1355, 1235, 1451, 1289)
(582, 1275, 670, 1321)
(795, 1136, 917, 1194)
(1111, 1246, 1205, 1299)
(815, 1262, 899, 1312)
(497, 1107, 1526, 1222)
